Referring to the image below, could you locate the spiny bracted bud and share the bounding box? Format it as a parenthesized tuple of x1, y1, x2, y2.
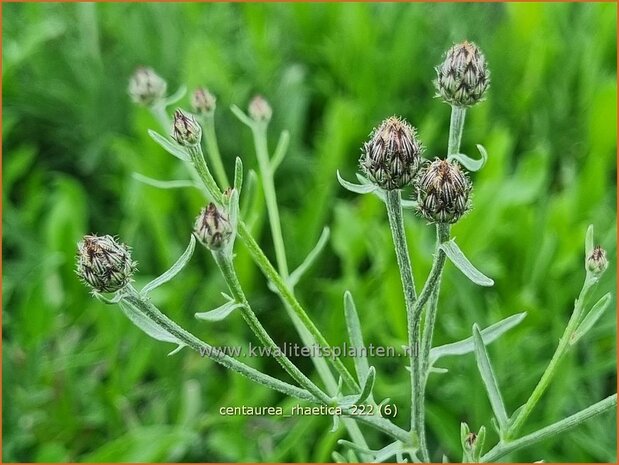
(359, 116, 423, 190)
(191, 87, 216, 116)
(435, 41, 490, 107)
(415, 159, 472, 224)
(172, 109, 201, 146)
(128, 67, 167, 106)
(248, 95, 272, 122)
(587, 246, 608, 277)
(76, 235, 137, 293)
(194, 203, 233, 251)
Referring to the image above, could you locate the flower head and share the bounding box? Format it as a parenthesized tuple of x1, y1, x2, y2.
(194, 203, 233, 251)
(76, 235, 136, 293)
(359, 116, 423, 190)
(128, 67, 167, 106)
(587, 246, 608, 277)
(415, 159, 472, 224)
(435, 41, 490, 107)
(248, 95, 272, 122)
(191, 87, 217, 116)
(172, 109, 202, 146)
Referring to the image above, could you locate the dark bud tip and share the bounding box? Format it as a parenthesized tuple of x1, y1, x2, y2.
(128, 66, 167, 106)
(76, 235, 136, 293)
(172, 109, 202, 146)
(191, 87, 217, 116)
(587, 245, 608, 277)
(248, 95, 272, 122)
(194, 203, 233, 250)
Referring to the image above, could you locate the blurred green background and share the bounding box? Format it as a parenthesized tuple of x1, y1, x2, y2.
(3, 2, 616, 463)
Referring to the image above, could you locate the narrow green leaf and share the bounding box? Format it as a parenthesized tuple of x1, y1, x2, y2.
(195, 300, 243, 322)
(132, 172, 198, 190)
(233, 157, 243, 193)
(163, 85, 187, 106)
(473, 324, 509, 432)
(355, 366, 375, 404)
(430, 312, 526, 365)
(141, 236, 196, 296)
(337, 170, 377, 194)
(440, 239, 494, 286)
(585, 224, 595, 256)
(230, 104, 254, 128)
(570, 293, 612, 345)
(119, 299, 184, 347)
(448, 144, 488, 172)
(288, 227, 330, 287)
(148, 129, 190, 161)
(240, 169, 258, 219)
(343, 291, 370, 383)
(271, 130, 290, 172)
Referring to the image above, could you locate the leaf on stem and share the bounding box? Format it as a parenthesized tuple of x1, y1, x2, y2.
(240, 169, 258, 220)
(141, 236, 196, 296)
(195, 299, 243, 322)
(343, 291, 370, 384)
(570, 292, 612, 345)
(355, 366, 375, 405)
(132, 172, 199, 190)
(119, 299, 186, 355)
(337, 170, 377, 194)
(440, 239, 494, 286)
(163, 85, 187, 106)
(230, 104, 254, 128)
(271, 130, 290, 172)
(429, 312, 526, 365)
(288, 227, 331, 288)
(234, 157, 243, 193)
(448, 144, 488, 172)
(148, 129, 191, 162)
(473, 324, 509, 433)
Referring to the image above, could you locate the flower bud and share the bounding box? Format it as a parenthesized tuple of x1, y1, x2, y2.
(191, 87, 217, 116)
(415, 159, 472, 224)
(128, 67, 167, 106)
(194, 203, 233, 250)
(587, 246, 608, 277)
(248, 95, 272, 122)
(359, 116, 423, 190)
(172, 109, 202, 146)
(76, 235, 136, 293)
(435, 41, 490, 107)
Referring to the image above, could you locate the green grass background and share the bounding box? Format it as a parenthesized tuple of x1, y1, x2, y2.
(3, 2, 617, 462)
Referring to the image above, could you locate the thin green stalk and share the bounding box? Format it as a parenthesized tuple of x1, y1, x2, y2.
(482, 394, 617, 462)
(507, 276, 599, 438)
(150, 103, 171, 132)
(122, 286, 315, 402)
(212, 250, 332, 404)
(186, 145, 224, 204)
(384, 189, 427, 460)
(202, 114, 230, 189)
(251, 123, 289, 277)
(448, 105, 466, 155)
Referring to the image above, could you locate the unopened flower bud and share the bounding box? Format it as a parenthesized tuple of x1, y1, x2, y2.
(416, 159, 472, 224)
(191, 87, 217, 116)
(465, 432, 477, 449)
(194, 203, 233, 250)
(172, 109, 201, 146)
(435, 41, 490, 107)
(76, 235, 136, 293)
(359, 116, 423, 190)
(248, 95, 272, 122)
(587, 246, 608, 277)
(128, 67, 167, 106)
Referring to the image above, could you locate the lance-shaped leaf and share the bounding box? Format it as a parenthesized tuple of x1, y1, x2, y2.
(132, 172, 199, 190)
(195, 299, 243, 322)
(440, 239, 494, 286)
(271, 130, 290, 172)
(570, 293, 612, 345)
(429, 312, 526, 365)
(288, 227, 330, 288)
(119, 299, 186, 355)
(337, 170, 377, 194)
(230, 104, 254, 128)
(234, 157, 243, 193)
(473, 324, 509, 433)
(355, 366, 375, 405)
(240, 169, 258, 220)
(585, 224, 595, 257)
(343, 291, 370, 383)
(148, 129, 190, 162)
(449, 144, 488, 172)
(141, 236, 196, 296)
(163, 85, 187, 106)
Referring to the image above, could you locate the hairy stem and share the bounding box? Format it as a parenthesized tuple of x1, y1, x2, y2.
(212, 250, 331, 404)
(507, 276, 599, 438)
(482, 394, 617, 462)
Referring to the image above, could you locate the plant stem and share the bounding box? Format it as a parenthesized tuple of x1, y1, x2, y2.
(122, 286, 315, 402)
(187, 145, 224, 204)
(202, 114, 230, 189)
(507, 276, 599, 438)
(212, 250, 332, 404)
(251, 123, 289, 277)
(150, 102, 171, 131)
(481, 394, 617, 462)
(448, 105, 466, 156)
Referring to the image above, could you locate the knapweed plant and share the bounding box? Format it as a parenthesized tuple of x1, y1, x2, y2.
(77, 43, 616, 462)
